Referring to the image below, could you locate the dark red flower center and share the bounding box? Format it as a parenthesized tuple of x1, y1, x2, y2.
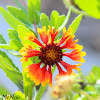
(39, 43, 63, 66)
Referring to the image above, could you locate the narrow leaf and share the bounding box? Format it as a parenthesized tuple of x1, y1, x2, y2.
(59, 7, 71, 31)
(7, 6, 32, 28)
(40, 13, 50, 28)
(0, 44, 11, 49)
(0, 7, 25, 31)
(28, 0, 41, 24)
(68, 14, 83, 34)
(0, 51, 23, 91)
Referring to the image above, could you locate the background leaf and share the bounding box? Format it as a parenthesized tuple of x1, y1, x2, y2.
(13, 0, 27, 14)
(74, 0, 100, 19)
(63, 0, 88, 16)
(28, 0, 41, 24)
(86, 66, 100, 83)
(0, 84, 11, 95)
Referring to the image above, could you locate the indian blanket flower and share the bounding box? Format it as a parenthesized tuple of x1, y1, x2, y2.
(19, 26, 86, 87)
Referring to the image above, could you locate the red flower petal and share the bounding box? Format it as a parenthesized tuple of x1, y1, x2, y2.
(63, 49, 86, 63)
(37, 26, 49, 44)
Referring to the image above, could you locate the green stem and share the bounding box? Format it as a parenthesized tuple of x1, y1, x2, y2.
(28, 83, 33, 100)
(80, 90, 95, 100)
(35, 65, 56, 100)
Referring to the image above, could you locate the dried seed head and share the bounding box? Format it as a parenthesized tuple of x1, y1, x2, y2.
(52, 75, 75, 98)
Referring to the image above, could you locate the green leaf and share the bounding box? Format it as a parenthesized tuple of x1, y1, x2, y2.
(56, 15, 65, 29)
(7, 6, 32, 28)
(0, 7, 25, 31)
(13, 0, 27, 14)
(0, 34, 6, 44)
(68, 14, 83, 34)
(28, 0, 41, 24)
(0, 84, 11, 95)
(74, 0, 100, 19)
(59, 7, 71, 32)
(0, 34, 21, 57)
(0, 50, 23, 92)
(40, 13, 50, 28)
(50, 10, 59, 30)
(17, 25, 39, 49)
(9, 40, 23, 51)
(13, 91, 25, 100)
(86, 66, 100, 83)
(8, 29, 20, 41)
(0, 44, 11, 49)
(6, 50, 22, 57)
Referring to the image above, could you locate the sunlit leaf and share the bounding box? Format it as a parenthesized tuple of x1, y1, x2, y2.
(13, 91, 25, 100)
(17, 25, 39, 49)
(0, 44, 11, 49)
(8, 29, 20, 41)
(9, 40, 23, 51)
